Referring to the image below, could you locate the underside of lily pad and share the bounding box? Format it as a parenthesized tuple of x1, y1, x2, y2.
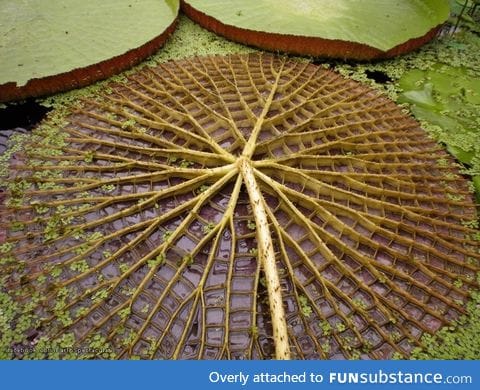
(0, 0, 179, 103)
(181, 0, 449, 60)
(1, 54, 479, 360)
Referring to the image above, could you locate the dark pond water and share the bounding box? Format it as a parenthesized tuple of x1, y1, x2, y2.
(0, 100, 51, 154)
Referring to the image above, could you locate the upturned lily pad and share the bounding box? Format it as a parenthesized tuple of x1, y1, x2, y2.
(1, 54, 479, 360)
(181, 0, 450, 60)
(0, 0, 179, 102)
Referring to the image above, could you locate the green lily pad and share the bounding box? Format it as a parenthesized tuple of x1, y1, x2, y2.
(182, 0, 449, 59)
(0, 0, 179, 102)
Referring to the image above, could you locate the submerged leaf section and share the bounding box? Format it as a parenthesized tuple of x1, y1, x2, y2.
(1, 54, 479, 360)
(398, 64, 480, 198)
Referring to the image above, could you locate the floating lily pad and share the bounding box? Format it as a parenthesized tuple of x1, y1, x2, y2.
(181, 0, 449, 59)
(1, 54, 479, 360)
(0, 0, 179, 102)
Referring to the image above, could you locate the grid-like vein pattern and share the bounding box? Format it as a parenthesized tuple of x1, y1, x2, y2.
(0, 53, 478, 360)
